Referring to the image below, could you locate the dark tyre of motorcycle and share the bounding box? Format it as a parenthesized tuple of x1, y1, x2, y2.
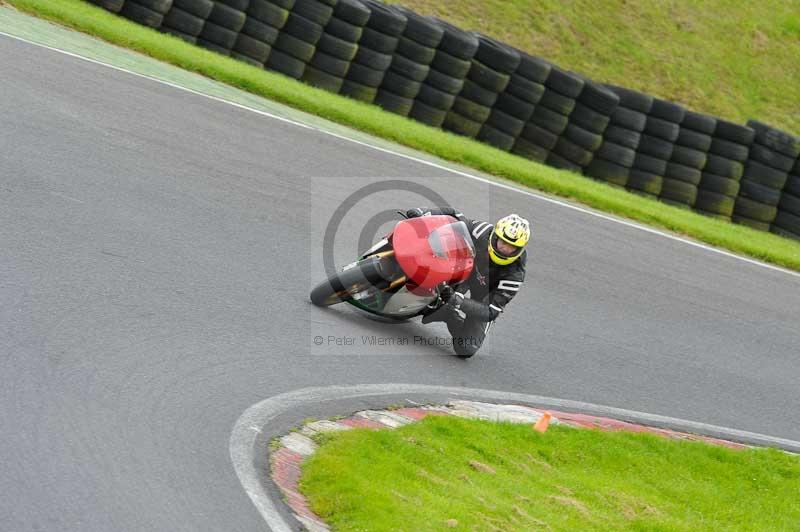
(310, 257, 387, 307)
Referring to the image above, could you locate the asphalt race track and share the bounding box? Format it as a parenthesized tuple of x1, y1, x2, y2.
(2, 34, 799, 531)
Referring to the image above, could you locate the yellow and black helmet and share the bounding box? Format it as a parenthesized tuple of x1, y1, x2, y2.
(488, 214, 531, 265)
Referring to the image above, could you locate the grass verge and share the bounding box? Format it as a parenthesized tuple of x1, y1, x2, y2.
(8, 0, 800, 272)
(300, 416, 800, 531)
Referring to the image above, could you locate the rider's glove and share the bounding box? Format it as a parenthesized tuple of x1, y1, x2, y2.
(447, 291, 465, 310)
(438, 283, 455, 303)
(405, 208, 425, 218)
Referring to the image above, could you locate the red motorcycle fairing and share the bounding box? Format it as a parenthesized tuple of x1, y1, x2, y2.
(391, 216, 475, 290)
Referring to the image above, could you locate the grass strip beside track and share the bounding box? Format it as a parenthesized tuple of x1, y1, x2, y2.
(10, 0, 800, 272)
(301, 416, 800, 531)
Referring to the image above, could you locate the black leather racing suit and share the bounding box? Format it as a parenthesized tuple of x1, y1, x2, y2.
(409, 207, 526, 357)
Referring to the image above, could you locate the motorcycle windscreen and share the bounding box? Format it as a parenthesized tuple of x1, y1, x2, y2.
(421, 221, 475, 286)
(428, 221, 476, 262)
(394, 217, 475, 289)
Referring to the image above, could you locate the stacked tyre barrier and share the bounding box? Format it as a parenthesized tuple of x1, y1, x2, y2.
(262, 0, 330, 78)
(474, 41, 537, 151)
(502, 53, 550, 161)
(301, 0, 370, 92)
(87, 0, 800, 240)
(230, 0, 289, 66)
(374, 6, 443, 117)
(161, 0, 213, 44)
(89, 0, 126, 13)
(775, 156, 800, 239)
(196, 1, 247, 56)
(340, 0, 406, 103)
(660, 108, 714, 209)
(587, 85, 649, 190)
(732, 120, 800, 233)
(555, 80, 618, 175)
(443, 35, 520, 140)
(407, 19, 478, 128)
(696, 126, 747, 221)
(122, 0, 173, 28)
(638, 99, 684, 206)
(511, 66, 584, 166)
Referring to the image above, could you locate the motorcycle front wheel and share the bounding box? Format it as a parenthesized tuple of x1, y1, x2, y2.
(310, 256, 392, 307)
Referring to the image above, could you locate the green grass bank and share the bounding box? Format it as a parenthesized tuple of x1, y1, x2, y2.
(301, 415, 800, 531)
(391, 0, 800, 136)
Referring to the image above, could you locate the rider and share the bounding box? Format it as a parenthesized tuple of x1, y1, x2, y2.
(405, 207, 530, 358)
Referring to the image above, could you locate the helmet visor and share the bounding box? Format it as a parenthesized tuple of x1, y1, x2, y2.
(491, 233, 523, 259)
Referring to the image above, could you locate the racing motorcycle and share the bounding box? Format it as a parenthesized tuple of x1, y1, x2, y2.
(310, 214, 475, 320)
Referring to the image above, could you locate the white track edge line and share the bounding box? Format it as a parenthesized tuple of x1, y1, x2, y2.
(3, 29, 799, 280)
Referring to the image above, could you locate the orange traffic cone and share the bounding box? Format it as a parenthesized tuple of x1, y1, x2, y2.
(533, 411, 552, 433)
